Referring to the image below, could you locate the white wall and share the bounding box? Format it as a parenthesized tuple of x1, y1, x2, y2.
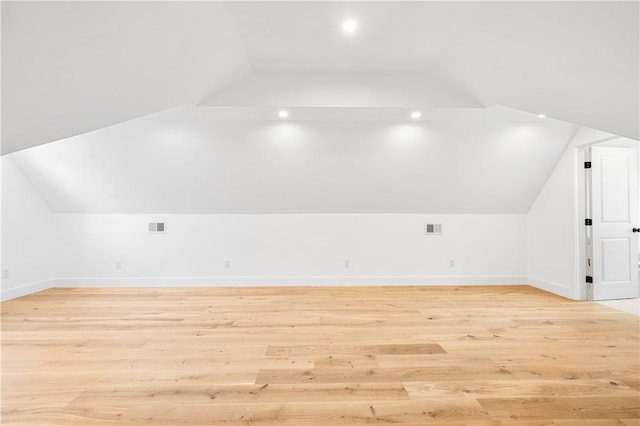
(527, 142, 579, 299)
(527, 132, 640, 301)
(53, 214, 527, 287)
(1, 157, 55, 300)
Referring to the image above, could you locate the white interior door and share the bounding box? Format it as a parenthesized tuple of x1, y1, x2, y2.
(591, 145, 639, 300)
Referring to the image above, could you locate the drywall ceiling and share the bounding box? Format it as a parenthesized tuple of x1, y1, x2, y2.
(223, 1, 639, 139)
(1, 1, 251, 154)
(1, 1, 636, 217)
(9, 105, 577, 214)
(200, 72, 482, 108)
(2, 1, 637, 155)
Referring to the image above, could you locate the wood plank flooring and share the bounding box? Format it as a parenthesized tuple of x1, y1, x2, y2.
(1, 285, 638, 425)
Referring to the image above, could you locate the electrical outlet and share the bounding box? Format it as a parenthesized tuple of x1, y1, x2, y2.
(115, 261, 122, 270)
(224, 260, 231, 269)
(449, 258, 455, 268)
(344, 259, 350, 268)
(425, 223, 443, 235)
(2, 269, 9, 279)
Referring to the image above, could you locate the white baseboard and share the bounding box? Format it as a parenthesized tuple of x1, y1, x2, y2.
(55, 275, 528, 288)
(1, 279, 56, 301)
(0, 275, 587, 304)
(528, 276, 574, 299)
(1, 276, 530, 301)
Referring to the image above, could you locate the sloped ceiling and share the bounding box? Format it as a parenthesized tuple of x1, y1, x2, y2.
(1, 1, 636, 215)
(9, 105, 577, 214)
(1, 1, 251, 154)
(200, 72, 482, 108)
(2, 1, 637, 155)
(223, 1, 638, 139)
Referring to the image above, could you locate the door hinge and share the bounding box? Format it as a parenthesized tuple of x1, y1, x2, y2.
(584, 161, 592, 169)
(586, 275, 593, 283)
(585, 219, 592, 226)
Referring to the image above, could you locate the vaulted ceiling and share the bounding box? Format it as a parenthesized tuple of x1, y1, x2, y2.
(1, 1, 637, 215)
(1, 1, 251, 154)
(2, 1, 638, 155)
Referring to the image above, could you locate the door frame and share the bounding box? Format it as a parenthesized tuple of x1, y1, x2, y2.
(577, 138, 639, 301)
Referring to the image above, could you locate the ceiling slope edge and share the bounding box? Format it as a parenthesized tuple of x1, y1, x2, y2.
(199, 72, 485, 109)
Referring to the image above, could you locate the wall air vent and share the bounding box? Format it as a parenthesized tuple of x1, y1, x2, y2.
(424, 223, 442, 235)
(148, 222, 167, 233)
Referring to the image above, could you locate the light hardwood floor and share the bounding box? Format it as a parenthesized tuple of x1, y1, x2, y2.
(1, 285, 639, 425)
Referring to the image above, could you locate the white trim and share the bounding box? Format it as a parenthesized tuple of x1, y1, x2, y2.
(1, 279, 55, 301)
(572, 144, 583, 301)
(55, 275, 528, 288)
(573, 136, 620, 148)
(528, 276, 573, 299)
(576, 146, 588, 301)
(0, 276, 531, 300)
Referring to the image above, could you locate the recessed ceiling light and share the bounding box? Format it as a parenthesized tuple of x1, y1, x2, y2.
(538, 113, 546, 119)
(342, 20, 358, 33)
(411, 111, 422, 119)
(278, 110, 289, 118)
